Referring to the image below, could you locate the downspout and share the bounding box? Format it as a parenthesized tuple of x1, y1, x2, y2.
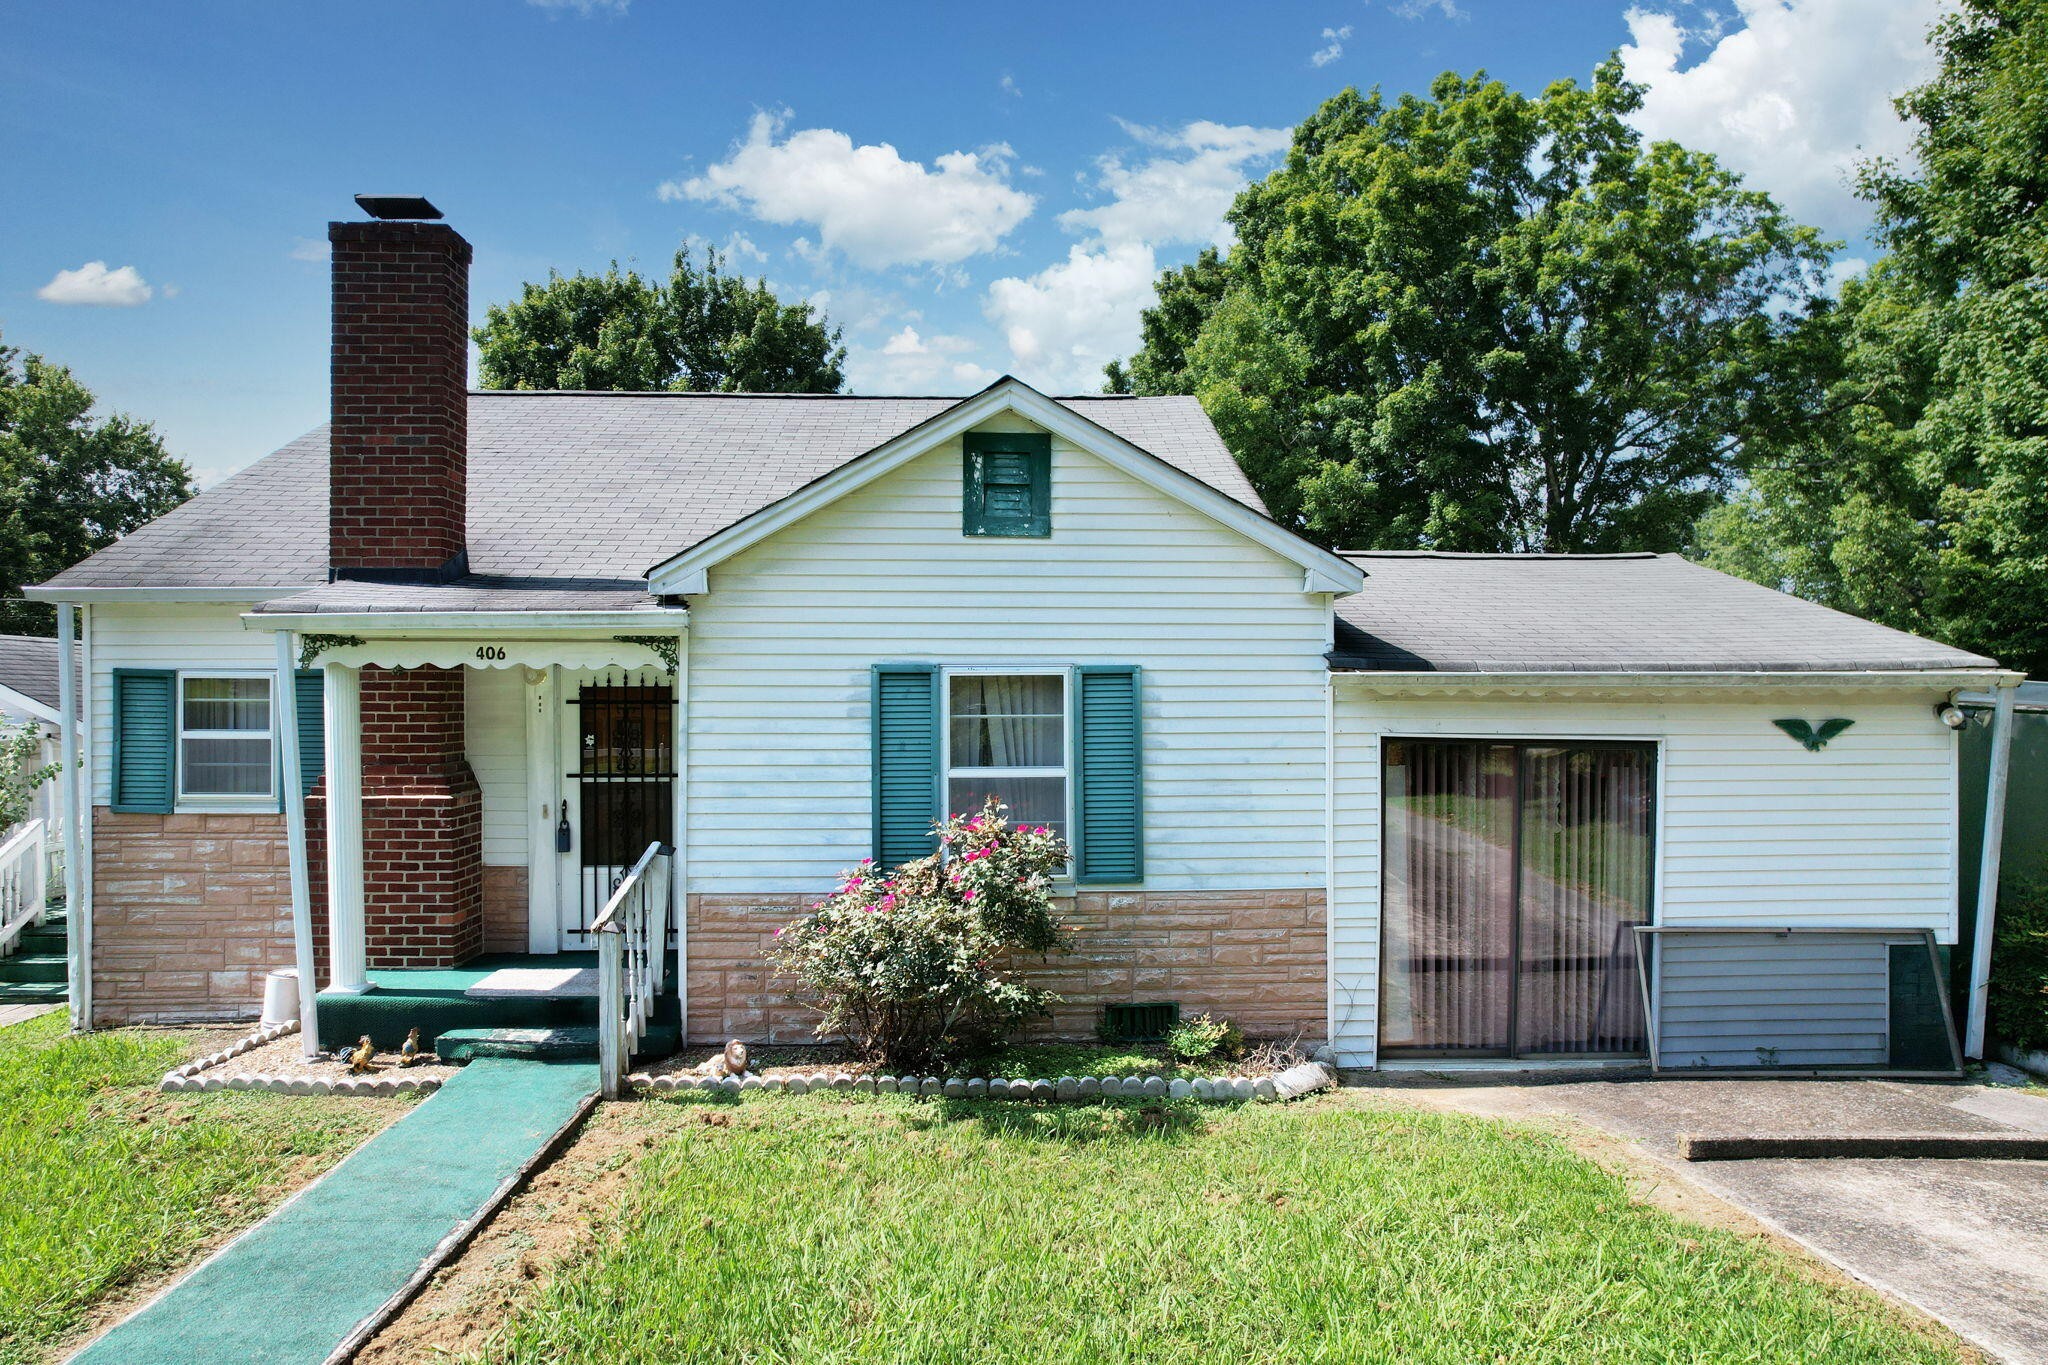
(1964, 678, 2020, 1060)
(672, 628, 689, 1040)
(56, 605, 84, 1031)
(1323, 672, 1337, 1057)
(273, 631, 321, 1058)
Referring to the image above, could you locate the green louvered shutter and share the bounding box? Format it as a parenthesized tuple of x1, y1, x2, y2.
(294, 670, 325, 797)
(1074, 665, 1143, 883)
(111, 669, 176, 814)
(872, 664, 940, 868)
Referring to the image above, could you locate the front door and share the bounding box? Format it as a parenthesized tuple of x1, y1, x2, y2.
(556, 673, 675, 947)
(1379, 740, 1655, 1058)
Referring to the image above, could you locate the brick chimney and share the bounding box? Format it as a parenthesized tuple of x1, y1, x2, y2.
(328, 208, 471, 581)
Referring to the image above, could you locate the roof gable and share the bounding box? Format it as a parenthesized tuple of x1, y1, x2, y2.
(645, 378, 1363, 598)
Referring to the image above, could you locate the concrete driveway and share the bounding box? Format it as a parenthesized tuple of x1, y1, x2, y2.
(1374, 1072, 2048, 1364)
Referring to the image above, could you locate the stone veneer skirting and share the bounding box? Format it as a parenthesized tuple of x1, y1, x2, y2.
(685, 888, 1327, 1046)
(91, 809, 298, 1026)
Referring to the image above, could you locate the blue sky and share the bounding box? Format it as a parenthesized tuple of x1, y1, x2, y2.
(2, 0, 1941, 486)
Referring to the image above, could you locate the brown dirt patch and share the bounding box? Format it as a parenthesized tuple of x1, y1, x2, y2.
(353, 1102, 657, 1364)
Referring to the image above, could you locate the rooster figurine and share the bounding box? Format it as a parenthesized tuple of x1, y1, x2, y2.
(399, 1027, 423, 1068)
(347, 1035, 376, 1074)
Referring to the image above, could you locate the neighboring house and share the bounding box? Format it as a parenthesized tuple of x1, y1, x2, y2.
(24, 203, 2023, 1071)
(0, 633, 68, 868)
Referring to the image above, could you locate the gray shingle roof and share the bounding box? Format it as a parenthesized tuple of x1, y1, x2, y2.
(1330, 552, 1998, 674)
(40, 392, 1264, 603)
(0, 634, 66, 712)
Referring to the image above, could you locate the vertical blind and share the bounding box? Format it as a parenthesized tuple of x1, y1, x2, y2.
(1381, 740, 1653, 1057)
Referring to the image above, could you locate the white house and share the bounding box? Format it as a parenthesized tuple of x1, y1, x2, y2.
(25, 201, 2022, 1075)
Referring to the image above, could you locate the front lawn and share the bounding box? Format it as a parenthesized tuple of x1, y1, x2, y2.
(0, 1014, 408, 1364)
(472, 1092, 1959, 1364)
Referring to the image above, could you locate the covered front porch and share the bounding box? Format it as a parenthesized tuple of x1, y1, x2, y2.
(244, 603, 687, 1064)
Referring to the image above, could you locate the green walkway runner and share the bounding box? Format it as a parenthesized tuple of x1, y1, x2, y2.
(71, 1058, 597, 1365)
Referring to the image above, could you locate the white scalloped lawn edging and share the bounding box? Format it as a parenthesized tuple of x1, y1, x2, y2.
(157, 1021, 445, 1098)
(627, 1061, 1335, 1103)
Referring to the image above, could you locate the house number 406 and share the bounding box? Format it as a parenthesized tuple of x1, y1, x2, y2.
(474, 646, 508, 661)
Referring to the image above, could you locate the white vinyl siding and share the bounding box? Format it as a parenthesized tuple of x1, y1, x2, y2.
(88, 603, 276, 807)
(683, 418, 1332, 895)
(1328, 687, 1960, 1066)
(464, 667, 527, 868)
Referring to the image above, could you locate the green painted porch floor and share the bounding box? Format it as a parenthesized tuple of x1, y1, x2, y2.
(69, 1057, 597, 1365)
(317, 953, 603, 1051)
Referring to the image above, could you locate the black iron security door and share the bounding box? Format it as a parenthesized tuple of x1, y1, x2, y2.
(565, 673, 675, 939)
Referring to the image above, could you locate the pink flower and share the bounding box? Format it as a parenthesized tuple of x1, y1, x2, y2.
(963, 889, 976, 900)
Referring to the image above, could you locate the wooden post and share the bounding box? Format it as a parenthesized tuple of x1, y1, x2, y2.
(597, 929, 623, 1099)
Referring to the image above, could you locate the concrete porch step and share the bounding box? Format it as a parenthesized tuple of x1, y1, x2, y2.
(437, 1021, 679, 1063)
(0, 954, 68, 983)
(0, 980, 67, 1004)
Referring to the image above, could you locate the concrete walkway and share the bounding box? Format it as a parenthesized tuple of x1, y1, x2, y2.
(0, 1002, 59, 1028)
(1379, 1072, 2048, 1364)
(69, 1058, 597, 1365)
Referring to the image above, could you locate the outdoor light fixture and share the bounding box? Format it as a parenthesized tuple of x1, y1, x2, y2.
(1936, 701, 1969, 730)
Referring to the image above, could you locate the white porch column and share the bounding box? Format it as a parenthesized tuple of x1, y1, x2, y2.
(323, 662, 369, 994)
(56, 604, 85, 1031)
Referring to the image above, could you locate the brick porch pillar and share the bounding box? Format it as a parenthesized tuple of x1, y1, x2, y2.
(357, 667, 483, 968)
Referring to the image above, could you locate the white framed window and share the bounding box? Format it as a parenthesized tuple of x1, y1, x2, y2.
(177, 673, 274, 802)
(943, 669, 1069, 839)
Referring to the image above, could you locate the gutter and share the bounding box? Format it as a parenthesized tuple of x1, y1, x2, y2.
(239, 609, 685, 634)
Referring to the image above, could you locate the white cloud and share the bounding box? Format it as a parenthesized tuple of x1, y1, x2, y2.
(983, 240, 1160, 393)
(1824, 254, 1869, 295)
(845, 324, 999, 392)
(288, 237, 329, 263)
(662, 111, 1036, 270)
(1390, 0, 1465, 17)
(1000, 74, 1022, 98)
(1057, 120, 1290, 250)
(37, 261, 154, 307)
(1620, 0, 1942, 232)
(1311, 24, 1351, 67)
(980, 118, 1290, 391)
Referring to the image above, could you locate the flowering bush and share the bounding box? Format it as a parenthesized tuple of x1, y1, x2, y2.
(770, 799, 1072, 1069)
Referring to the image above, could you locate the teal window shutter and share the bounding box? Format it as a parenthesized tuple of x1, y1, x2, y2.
(872, 664, 941, 867)
(963, 432, 1051, 537)
(294, 670, 325, 797)
(111, 669, 176, 814)
(1073, 665, 1143, 883)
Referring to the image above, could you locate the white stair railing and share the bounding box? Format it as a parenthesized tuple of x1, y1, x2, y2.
(593, 840, 674, 1098)
(0, 819, 48, 960)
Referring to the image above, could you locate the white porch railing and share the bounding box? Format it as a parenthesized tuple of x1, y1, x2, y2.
(593, 840, 675, 1098)
(0, 819, 49, 960)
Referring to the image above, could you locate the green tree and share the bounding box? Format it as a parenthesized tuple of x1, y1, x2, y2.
(475, 246, 846, 393)
(0, 333, 193, 635)
(1118, 66, 1834, 553)
(1701, 0, 2048, 672)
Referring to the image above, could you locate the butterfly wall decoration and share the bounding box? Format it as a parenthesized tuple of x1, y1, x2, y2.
(1772, 718, 1855, 752)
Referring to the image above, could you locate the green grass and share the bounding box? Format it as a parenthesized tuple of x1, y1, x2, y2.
(0, 1014, 407, 1364)
(470, 1093, 1957, 1364)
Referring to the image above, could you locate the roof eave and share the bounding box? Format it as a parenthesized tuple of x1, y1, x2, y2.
(1327, 666, 2021, 694)
(644, 377, 1364, 598)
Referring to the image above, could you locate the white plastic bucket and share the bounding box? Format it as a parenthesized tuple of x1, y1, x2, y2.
(261, 967, 300, 1027)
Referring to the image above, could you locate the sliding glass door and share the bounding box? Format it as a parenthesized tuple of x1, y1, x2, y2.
(1380, 740, 1654, 1058)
